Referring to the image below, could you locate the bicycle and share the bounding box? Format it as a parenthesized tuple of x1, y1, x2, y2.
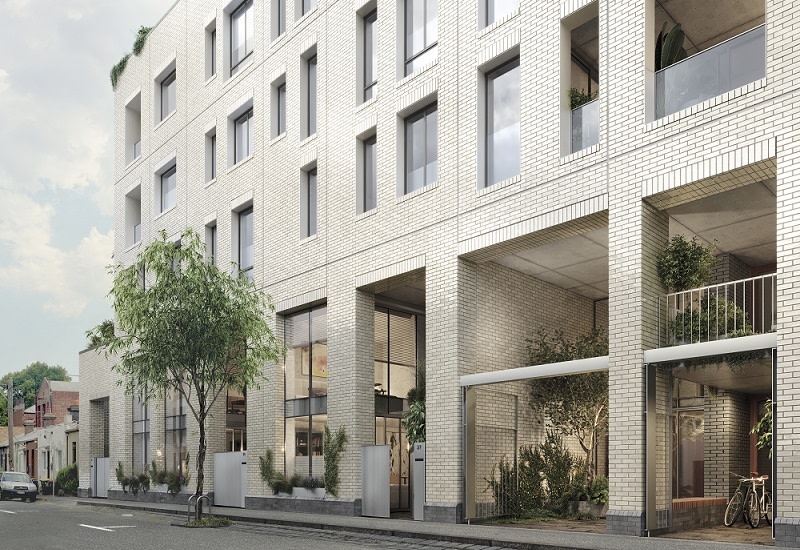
(724, 472, 771, 528)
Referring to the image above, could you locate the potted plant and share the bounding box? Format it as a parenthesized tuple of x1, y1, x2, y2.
(656, 235, 716, 292)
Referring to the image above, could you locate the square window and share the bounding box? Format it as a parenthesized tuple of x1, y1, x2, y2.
(363, 10, 377, 102)
(302, 168, 318, 237)
(160, 70, 176, 120)
(485, 58, 520, 186)
(231, 0, 254, 76)
(238, 207, 254, 280)
(160, 165, 177, 212)
(235, 109, 254, 163)
(404, 104, 437, 194)
(302, 0, 316, 16)
(484, 0, 518, 28)
(405, 0, 437, 76)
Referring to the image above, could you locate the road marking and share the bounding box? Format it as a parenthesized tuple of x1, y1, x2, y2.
(104, 525, 136, 529)
(0, 510, 16, 514)
(80, 524, 114, 532)
(121, 513, 133, 517)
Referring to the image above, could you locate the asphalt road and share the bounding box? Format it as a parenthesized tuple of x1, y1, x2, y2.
(0, 497, 505, 550)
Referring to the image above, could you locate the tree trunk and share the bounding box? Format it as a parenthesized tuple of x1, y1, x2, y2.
(195, 413, 206, 521)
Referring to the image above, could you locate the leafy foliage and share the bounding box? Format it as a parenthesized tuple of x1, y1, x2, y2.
(55, 463, 78, 495)
(569, 87, 598, 110)
(656, 235, 716, 292)
(86, 319, 115, 349)
(322, 425, 348, 497)
(132, 26, 152, 55)
(655, 22, 688, 71)
(671, 294, 751, 343)
(751, 399, 773, 459)
(115, 462, 149, 495)
(0, 362, 71, 424)
(526, 328, 608, 485)
(92, 229, 282, 518)
(149, 456, 190, 495)
(403, 400, 426, 444)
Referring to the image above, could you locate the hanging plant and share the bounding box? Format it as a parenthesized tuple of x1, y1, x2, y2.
(656, 235, 716, 292)
(110, 25, 154, 89)
(132, 26, 152, 56)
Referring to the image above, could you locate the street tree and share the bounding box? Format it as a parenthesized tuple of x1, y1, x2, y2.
(1, 362, 71, 424)
(89, 229, 283, 519)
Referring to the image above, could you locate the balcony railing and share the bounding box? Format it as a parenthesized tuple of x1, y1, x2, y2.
(658, 273, 776, 347)
(571, 98, 599, 153)
(655, 24, 765, 119)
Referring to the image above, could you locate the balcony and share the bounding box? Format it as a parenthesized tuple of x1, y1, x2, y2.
(655, 24, 765, 119)
(571, 98, 599, 153)
(658, 273, 775, 347)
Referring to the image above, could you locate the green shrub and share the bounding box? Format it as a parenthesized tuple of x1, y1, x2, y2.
(323, 425, 348, 497)
(55, 463, 78, 496)
(656, 235, 716, 292)
(271, 474, 292, 495)
(671, 294, 751, 343)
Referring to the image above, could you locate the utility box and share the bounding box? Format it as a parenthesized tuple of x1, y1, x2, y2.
(362, 445, 390, 518)
(411, 442, 425, 520)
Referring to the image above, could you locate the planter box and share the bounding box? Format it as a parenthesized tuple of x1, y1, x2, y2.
(567, 501, 608, 517)
(292, 487, 326, 499)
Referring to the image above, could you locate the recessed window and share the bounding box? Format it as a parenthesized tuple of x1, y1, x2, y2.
(165, 392, 187, 475)
(404, 104, 437, 194)
(235, 109, 254, 163)
(206, 130, 217, 182)
(160, 165, 177, 212)
(363, 10, 377, 101)
(160, 70, 176, 121)
(302, 168, 318, 238)
(485, 57, 520, 186)
(405, 0, 437, 75)
(359, 135, 377, 213)
(206, 25, 217, 79)
(239, 207, 254, 280)
(125, 184, 142, 246)
(272, 0, 286, 39)
(306, 56, 317, 137)
(483, 0, 518, 28)
(125, 93, 142, 164)
(302, 0, 316, 16)
(132, 395, 149, 475)
(231, 0, 254, 76)
(206, 223, 217, 265)
(273, 80, 286, 137)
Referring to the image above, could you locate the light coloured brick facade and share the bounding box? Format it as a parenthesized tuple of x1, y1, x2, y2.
(80, 0, 800, 543)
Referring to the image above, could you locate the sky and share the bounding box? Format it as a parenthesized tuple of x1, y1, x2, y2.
(0, 0, 171, 379)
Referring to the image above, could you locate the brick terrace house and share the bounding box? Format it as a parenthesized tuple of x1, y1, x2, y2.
(78, 0, 800, 545)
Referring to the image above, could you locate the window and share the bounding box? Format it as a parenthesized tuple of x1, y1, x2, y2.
(206, 26, 217, 79)
(405, 0, 437, 75)
(160, 165, 177, 212)
(272, 0, 286, 39)
(363, 10, 377, 101)
(160, 70, 176, 121)
(306, 56, 317, 137)
(239, 207, 254, 280)
(206, 223, 217, 265)
(226, 387, 247, 452)
(360, 135, 377, 213)
(206, 129, 217, 182)
(274, 82, 286, 137)
(165, 392, 187, 475)
(235, 108, 254, 163)
(125, 185, 142, 246)
(125, 93, 142, 164)
(302, 0, 316, 16)
(484, 0, 518, 27)
(404, 104, 437, 193)
(284, 307, 328, 478)
(231, 0, 254, 76)
(485, 57, 520, 187)
(302, 168, 318, 237)
(132, 395, 149, 475)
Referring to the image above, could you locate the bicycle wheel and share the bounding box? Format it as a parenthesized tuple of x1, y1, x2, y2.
(724, 491, 743, 527)
(746, 489, 760, 528)
(764, 491, 773, 526)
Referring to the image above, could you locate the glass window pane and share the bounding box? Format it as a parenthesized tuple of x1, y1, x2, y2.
(425, 107, 437, 185)
(278, 84, 286, 135)
(161, 166, 176, 211)
(487, 60, 520, 186)
(364, 11, 377, 101)
(486, 0, 518, 26)
(364, 136, 377, 212)
(426, 0, 437, 45)
(307, 169, 317, 236)
(308, 57, 317, 136)
(161, 71, 176, 120)
(406, 114, 426, 193)
(239, 208, 253, 276)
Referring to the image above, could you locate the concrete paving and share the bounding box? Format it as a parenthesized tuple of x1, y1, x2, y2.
(76, 497, 772, 550)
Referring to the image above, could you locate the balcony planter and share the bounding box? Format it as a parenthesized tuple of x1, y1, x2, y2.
(567, 500, 608, 517)
(292, 487, 326, 499)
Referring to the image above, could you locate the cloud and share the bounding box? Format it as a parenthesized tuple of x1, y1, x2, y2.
(0, 183, 113, 317)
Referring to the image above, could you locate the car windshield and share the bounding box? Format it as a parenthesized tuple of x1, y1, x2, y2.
(3, 473, 31, 483)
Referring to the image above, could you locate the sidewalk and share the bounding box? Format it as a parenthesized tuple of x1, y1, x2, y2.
(76, 497, 768, 550)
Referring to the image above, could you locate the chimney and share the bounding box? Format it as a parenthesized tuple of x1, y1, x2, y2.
(24, 419, 34, 434)
(42, 413, 56, 428)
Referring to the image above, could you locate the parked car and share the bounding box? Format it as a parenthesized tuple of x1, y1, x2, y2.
(0, 471, 38, 502)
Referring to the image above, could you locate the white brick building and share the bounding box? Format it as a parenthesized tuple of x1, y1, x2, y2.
(79, 0, 800, 544)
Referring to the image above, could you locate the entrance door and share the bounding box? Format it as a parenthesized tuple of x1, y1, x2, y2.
(673, 410, 704, 498)
(91, 457, 109, 498)
(375, 416, 409, 511)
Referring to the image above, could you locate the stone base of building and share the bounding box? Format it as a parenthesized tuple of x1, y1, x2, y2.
(245, 495, 361, 516)
(774, 517, 800, 547)
(606, 509, 645, 536)
(77, 487, 90, 498)
(424, 503, 462, 523)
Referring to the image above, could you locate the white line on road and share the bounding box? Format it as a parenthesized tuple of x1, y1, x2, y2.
(80, 524, 114, 532)
(121, 513, 133, 517)
(0, 510, 16, 514)
(104, 526, 136, 529)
